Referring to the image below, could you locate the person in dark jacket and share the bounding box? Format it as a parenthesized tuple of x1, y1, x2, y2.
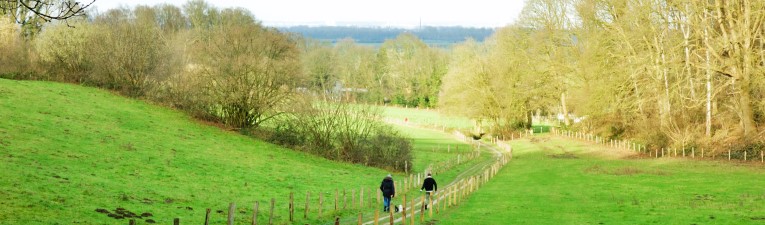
(420, 173, 437, 209)
(380, 174, 395, 212)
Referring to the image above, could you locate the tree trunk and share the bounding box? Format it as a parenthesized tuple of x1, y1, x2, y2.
(526, 110, 533, 129)
(682, 3, 695, 100)
(737, 79, 756, 136)
(561, 92, 570, 126)
(704, 19, 712, 138)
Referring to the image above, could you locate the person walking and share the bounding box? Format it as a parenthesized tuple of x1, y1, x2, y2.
(380, 174, 395, 212)
(420, 173, 437, 210)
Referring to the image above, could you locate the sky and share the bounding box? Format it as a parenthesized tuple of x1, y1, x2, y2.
(89, 0, 528, 28)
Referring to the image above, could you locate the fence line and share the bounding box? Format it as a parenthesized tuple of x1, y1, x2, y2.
(146, 119, 513, 225)
(550, 128, 765, 164)
(151, 145, 511, 225)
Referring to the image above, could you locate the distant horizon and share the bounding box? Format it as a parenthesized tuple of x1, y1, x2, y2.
(89, 0, 527, 29)
(268, 22, 501, 29)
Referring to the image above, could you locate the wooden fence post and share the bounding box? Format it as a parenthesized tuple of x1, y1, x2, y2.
(729, 150, 731, 161)
(173, 218, 180, 225)
(343, 189, 347, 210)
(389, 203, 394, 225)
(761, 151, 764, 163)
(420, 194, 425, 223)
(351, 190, 356, 209)
(252, 201, 259, 225)
(402, 195, 407, 225)
(361, 187, 364, 209)
(374, 210, 380, 225)
(358, 212, 363, 225)
(289, 192, 294, 222)
(335, 189, 339, 211)
(228, 202, 236, 225)
(692, 148, 695, 158)
(205, 208, 211, 225)
(305, 191, 310, 219)
(269, 198, 275, 225)
(451, 186, 455, 206)
(410, 198, 415, 225)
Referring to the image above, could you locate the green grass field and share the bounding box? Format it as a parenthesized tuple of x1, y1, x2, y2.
(6, 78, 764, 225)
(0, 79, 397, 224)
(434, 135, 765, 224)
(381, 106, 473, 131)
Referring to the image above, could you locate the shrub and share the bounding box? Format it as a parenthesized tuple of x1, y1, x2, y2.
(276, 100, 413, 171)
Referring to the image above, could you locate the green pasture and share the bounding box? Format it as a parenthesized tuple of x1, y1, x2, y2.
(0, 79, 392, 224)
(434, 135, 765, 225)
(381, 106, 473, 131)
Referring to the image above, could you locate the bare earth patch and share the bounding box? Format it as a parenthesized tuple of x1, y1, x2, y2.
(548, 152, 579, 159)
(583, 165, 670, 176)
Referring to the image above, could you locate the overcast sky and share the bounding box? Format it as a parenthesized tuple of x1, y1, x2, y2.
(89, 0, 528, 28)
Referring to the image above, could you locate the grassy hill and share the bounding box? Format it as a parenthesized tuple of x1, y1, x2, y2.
(434, 136, 765, 224)
(0, 79, 397, 224)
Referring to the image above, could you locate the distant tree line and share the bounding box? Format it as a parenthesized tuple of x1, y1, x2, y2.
(280, 25, 494, 45)
(296, 34, 447, 108)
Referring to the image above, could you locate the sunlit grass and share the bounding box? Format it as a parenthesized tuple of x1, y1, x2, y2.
(381, 106, 473, 130)
(434, 135, 765, 224)
(0, 79, 391, 224)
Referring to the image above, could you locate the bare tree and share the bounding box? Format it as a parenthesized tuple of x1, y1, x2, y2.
(0, 0, 92, 21)
(0, 0, 94, 36)
(194, 17, 301, 129)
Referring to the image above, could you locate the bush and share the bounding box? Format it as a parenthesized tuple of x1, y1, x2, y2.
(357, 130, 412, 170)
(275, 100, 413, 171)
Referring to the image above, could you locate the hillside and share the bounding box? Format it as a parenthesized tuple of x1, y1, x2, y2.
(0, 79, 391, 224)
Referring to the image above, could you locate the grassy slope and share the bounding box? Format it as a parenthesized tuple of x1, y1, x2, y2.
(0, 79, 393, 224)
(435, 135, 765, 224)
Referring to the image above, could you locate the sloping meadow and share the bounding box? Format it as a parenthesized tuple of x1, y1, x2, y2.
(0, 79, 390, 224)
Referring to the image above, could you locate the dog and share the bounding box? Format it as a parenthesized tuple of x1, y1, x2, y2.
(395, 205, 402, 212)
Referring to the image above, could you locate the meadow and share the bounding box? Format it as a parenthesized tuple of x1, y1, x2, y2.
(0, 79, 391, 224)
(4, 78, 764, 225)
(433, 136, 765, 224)
(381, 106, 473, 131)
(0, 79, 482, 224)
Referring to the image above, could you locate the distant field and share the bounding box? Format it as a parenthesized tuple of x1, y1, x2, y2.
(381, 106, 474, 131)
(434, 135, 765, 224)
(0, 79, 391, 224)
